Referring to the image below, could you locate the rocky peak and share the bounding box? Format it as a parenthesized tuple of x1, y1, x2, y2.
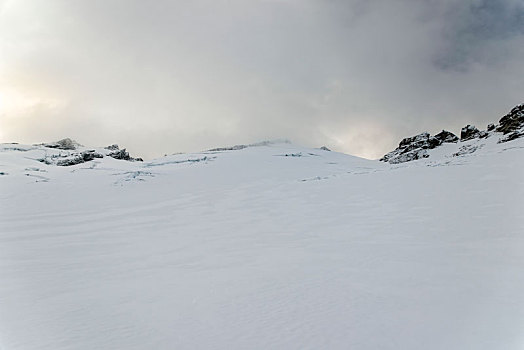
(497, 104, 524, 142)
(460, 125, 480, 141)
(497, 104, 524, 134)
(380, 130, 458, 164)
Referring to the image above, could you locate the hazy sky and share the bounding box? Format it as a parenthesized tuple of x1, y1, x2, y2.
(0, 0, 523, 159)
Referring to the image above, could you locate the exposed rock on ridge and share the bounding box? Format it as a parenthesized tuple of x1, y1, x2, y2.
(38, 139, 143, 166)
(55, 150, 104, 166)
(381, 103, 524, 164)
(380, 130, 458, 164)
(460, 125, 480, 141)
(497, 104, 524, 143)
(434, 130, 459, 143)
(105, 144, 143, 162)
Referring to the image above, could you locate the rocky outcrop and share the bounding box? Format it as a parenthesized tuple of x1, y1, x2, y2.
(108, 148, 143, 162)
(103, 144, 142, 161)
(37, 141, 143, 166)
(380, 130, 458, 164)
(497, 104, 524, 143)
(55, 150, 103, 166)
(434, 130, 459, 143)
(109, 149, 131, 160)
(381, 103, 524, 164)
(460, 125, 480, 141)
(458, 104, 524, 144)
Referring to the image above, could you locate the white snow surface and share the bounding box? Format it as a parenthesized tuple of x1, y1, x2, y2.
(0, 138, 523, 349)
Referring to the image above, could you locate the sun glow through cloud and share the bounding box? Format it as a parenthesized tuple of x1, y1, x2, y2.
(0, 0, 523, 159)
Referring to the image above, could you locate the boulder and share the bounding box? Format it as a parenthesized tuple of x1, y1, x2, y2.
(108, 149, 143, 162)
(434, 130, 459, 143)
(109, 149, 131, 160)
(460, 125, 480, 141)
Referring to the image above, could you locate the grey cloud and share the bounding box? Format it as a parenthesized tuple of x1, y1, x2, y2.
(0, 0, 523, 159)
(433, 0, 524, 70)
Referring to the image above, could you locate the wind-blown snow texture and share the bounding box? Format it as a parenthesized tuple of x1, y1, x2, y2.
(0, 137, 523, 350)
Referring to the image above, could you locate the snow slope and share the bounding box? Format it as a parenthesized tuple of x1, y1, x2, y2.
(0, 138, 523, 349)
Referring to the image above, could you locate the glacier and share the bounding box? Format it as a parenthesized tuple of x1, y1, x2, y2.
(0, 134, 523, 349)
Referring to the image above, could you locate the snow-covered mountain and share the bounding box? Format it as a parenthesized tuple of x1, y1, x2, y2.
(0, 105, 523, 350)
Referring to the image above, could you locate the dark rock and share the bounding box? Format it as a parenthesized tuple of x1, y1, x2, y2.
(381, 132, 440, 164)
(108, 148, 142, 162)
(381, 103, 524, 163)
(496, 104, 524, 143)
(434, 130, 459, 143)
(398, 132, 430, 148)
(56, 150, 103, 166)
(84, 150, 103, 161)
(109, 149, 131, 160)
(497, 104, 524, 134)
(386, 149, 430, 164)
(460, 125, 480, 141)
(320, 146, 331, 151)
(496, 104, 524, 139)
(381, 130, 459, 164)
(397, 132, 441, 150)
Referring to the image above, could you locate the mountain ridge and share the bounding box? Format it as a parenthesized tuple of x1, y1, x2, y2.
(380, 103, 524, 164)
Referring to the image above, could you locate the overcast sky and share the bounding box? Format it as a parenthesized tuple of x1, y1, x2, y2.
(0, 0, 523, 159)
